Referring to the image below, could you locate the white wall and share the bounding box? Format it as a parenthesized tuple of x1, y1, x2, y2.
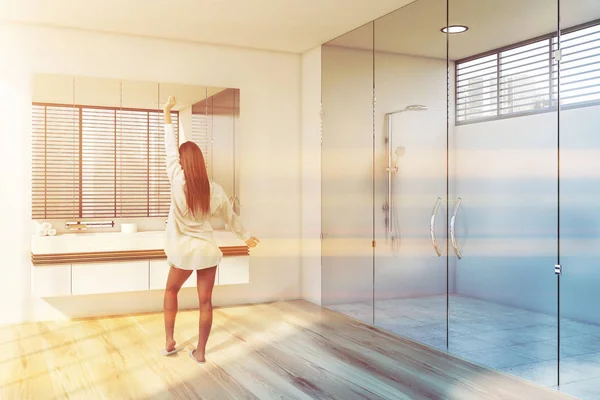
(300, 46, 322, 305)
(0, 21, 301, 325)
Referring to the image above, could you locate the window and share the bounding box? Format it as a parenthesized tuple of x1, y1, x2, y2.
(456, 54, 498, 122)
(558, 23, 600, 106)
(456, 20, 600, 124)
(32, 103, 178, 219)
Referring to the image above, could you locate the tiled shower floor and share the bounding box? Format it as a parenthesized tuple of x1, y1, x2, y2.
(327, 295, 600, 399)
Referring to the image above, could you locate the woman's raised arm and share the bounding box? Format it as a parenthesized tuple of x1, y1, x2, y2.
(163, 96, 183, 184)
(163, 96, 175, 124)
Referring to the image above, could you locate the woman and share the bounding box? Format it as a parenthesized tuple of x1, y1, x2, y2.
(161, 96, 259, 364)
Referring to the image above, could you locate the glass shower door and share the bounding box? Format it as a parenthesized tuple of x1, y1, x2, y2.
(558, 3, 600, 397)
(321, 23, 375, 324)
(448, 0, 559, 386)
(373, 0, 449, 350)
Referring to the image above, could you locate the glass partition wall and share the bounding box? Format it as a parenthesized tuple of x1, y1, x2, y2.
(322, 0, 600, 397)
(373, 0, 449, 350)
(321, 23, 375, 324)
(558, 1, 600, 397)
(448, 0, 560, 386)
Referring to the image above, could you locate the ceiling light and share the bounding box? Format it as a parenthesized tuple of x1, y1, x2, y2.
(442, 25, 469, 34)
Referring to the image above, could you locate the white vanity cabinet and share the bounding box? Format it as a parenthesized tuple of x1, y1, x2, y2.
(31, 264, 72, 297)
(219, 256, 250, 285)
(149, 259, 212, 290)
(71, 261, 149, 295)
(32, 257, 250, 297)
(30, 230, 250, 298)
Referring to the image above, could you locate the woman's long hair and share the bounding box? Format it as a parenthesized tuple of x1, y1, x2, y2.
(178, 141, 210, 217)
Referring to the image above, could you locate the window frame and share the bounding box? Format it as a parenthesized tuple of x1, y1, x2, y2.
(455, 19, 600, 125)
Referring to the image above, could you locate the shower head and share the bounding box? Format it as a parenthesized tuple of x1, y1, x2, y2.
(405, 105, 428, 111)
(386, 104, 428, 116)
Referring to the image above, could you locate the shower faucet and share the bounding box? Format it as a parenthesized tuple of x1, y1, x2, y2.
(385, 105, 428, 251)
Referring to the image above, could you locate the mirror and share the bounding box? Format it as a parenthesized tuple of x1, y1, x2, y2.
(31, 74, 241, 232)
(31, 74, 78, 221)
(190, 87, 240, 213)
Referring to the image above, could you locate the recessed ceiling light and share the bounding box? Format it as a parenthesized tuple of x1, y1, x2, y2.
(442, 25, 469, 34)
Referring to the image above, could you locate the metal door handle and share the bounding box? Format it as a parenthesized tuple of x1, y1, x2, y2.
(450, 197, 463, 260)
(430, 197, 442, 257)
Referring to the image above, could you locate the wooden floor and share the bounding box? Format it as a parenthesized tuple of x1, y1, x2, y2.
(0, 301, 574, 400)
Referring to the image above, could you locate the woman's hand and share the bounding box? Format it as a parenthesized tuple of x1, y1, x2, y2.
(163, 96, 176, 112)
(163, 96, 176, 124)
(245, 236, 260, 248)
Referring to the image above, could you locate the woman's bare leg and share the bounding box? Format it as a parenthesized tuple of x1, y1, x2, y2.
(163, 266, 193, 352)
(192, 266, 217, 362)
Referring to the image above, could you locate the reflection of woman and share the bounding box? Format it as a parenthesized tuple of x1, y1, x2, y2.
(161, 96, 259, 363)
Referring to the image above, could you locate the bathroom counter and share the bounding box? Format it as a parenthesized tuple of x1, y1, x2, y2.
(31, 230, 248, 266)
(31, 229, 251, 297)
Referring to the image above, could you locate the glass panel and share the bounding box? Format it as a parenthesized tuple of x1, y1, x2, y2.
(558, 3, 600, 398)
(321, 23, 374, 323)
(372, 0, 448, 351)
(449, 0, 559, 387)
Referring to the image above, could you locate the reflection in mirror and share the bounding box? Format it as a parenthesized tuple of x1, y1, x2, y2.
(448, 0, 559, 386)
(73, 77, 166, 220)
(158, 82, 206, 222)
(32, 74, 78, 221)
(190, 88, 240, 214)
(31, 74, 240, 234)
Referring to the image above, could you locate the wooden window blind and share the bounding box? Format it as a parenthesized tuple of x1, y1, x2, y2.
(32, 103, 178, 219)
(191, 113, 213, 178)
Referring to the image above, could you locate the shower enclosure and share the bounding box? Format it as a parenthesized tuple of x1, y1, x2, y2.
(321, 0, 600, 397)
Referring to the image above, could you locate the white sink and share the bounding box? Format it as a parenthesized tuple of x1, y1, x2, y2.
(32, 230, 245, 254)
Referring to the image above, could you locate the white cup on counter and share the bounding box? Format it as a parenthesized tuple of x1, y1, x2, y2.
(121, 223, 138, 234)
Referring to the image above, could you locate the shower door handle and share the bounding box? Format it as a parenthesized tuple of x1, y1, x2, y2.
(430, 197, 442, 257)
(450, 197, 463, 260)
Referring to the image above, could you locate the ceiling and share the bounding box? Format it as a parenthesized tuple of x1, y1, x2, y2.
(327, 0, 600, 60)
(0, 0, 417, 53)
